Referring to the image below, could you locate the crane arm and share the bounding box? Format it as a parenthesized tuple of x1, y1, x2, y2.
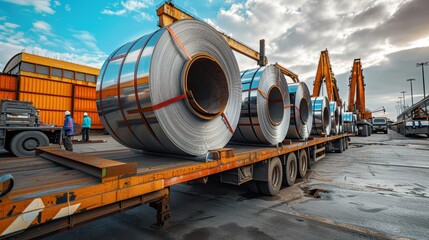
(156, 1, 299, 81)
(312, 49, 341, 105)
(348, 59, 372, 120)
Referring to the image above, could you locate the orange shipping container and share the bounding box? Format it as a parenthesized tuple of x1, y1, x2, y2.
(74, 111, 103, 129)
(74, 85, 96, 99)
(19, 93, 72, 111)
(20, 76, 72, 97)
(0, 74, 17, 91)
(0, 91, 17, 100)
(39, 110, 64, 127)
(74, 98, 97, 112)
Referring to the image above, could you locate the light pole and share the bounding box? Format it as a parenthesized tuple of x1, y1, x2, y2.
(400, 91, 406, 111)
(406, 78, 415, 106)
(416, 61, 428, 99)
(398, 96, 403, 113)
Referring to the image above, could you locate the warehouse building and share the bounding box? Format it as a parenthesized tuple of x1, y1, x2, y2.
(0, 52, 102, 129)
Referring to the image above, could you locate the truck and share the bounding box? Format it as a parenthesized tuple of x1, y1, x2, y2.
(372, 117, 388, 134)
(0, 133, 350, 239)
(0, 99, 63, 156)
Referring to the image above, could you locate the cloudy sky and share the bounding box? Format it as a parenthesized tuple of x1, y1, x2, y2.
(1, 0, 429, 120)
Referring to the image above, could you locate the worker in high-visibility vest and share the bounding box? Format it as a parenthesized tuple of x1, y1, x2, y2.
(63, 111, 74, 151)
(81, 112, 92, 142)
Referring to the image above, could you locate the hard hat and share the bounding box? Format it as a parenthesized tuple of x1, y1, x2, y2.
(84, 112, 88, 116)
(65, 110, 71, 116)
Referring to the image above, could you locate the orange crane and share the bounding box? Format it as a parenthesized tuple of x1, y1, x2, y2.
(312, 49, 342, 106)
(156, 1, 299, 82)
(348, 59, 372, 120)
(348, 58, 373, 136)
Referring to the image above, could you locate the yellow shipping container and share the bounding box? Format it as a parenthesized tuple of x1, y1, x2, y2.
(20, 76, 72, 97)
(0, 74, 17, 91)
(74, 98, 97, 112)
(0, 91, 17, 100)
(74, 85, 96, 99)
(39, 110, 64, 127)
(74, 111, 103, 129)
(19, 92, 72, 111)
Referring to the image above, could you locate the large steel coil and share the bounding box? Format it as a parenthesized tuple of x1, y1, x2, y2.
(343, 111, 356, 133)
(231, 65, 290, 145)
(329, 102, 340, 135)
(286, 82, 313, 139)
(310, 96, 331, 136)
(96, 19, 241, 156)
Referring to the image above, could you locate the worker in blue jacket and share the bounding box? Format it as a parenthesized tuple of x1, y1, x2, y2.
(81, 112, 92, 142)
(63, 110, 74, 151)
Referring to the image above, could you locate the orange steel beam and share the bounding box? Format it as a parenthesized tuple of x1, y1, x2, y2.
(312, 49, 341, 106)
(274, 63, 299, 83)
(156, 2, 267, 66)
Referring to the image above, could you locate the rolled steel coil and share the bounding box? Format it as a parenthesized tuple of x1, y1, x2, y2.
(343, 111, 354, 133)
(96, 19, 241, 156)
(329, 102, 340, 135)
(310, 96, 331, 136)
(231, 65, 290, 145)
(286, 82, 313, 139)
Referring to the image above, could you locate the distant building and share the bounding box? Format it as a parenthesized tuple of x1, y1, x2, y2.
(1, 52, 103, 129)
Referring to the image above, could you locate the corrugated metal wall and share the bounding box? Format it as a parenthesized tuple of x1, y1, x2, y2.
(0, 74, 18, 100)
(73, 85, 102, 129)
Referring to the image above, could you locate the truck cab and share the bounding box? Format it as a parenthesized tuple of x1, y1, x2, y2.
(372, 117, 388, 134)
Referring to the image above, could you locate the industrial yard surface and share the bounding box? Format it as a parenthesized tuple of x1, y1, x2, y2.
(36, 131, 428, 240)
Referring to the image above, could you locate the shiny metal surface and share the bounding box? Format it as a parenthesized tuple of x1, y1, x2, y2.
(343, 111, 357, 133)
(231, 65, 290, 145)
(286, 82, 313, 139)
(311, 96, 331, 136)
(329, 102, 340, 135)
(96, 20, 241, 156)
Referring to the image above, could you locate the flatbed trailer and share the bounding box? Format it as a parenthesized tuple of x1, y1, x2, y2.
(0, 134, 350, 239)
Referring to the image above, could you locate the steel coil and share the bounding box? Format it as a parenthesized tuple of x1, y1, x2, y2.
(96, 19, 241, 156)
(286, 82, 313, 139)
(329, 102, 340, 135)
(343, 111, 357, 133)
(310, 96, 331, 136)
(231, 65, 290, 145)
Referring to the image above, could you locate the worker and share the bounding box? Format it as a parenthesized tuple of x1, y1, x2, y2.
(81, 112, 92, 142)
(63, 110, 74, 151)
(35, 109, 40, 127)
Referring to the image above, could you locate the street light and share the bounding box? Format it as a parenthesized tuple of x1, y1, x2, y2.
(400, 91, 406, 111)
(406, 78, 415, 105)
(416, 61, 428, 99)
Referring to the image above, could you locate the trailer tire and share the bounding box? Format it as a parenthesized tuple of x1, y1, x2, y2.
(384, 130, 388, 134)
(10, 131, 49, 157)
(336, 138, 343, 153)
(245, 180, 260, 194)
(297, 150, 308, 178)
(258, 157, 283, 196)
(345, 137, 349, 149)
(282, 153, 297, 187)
(361, 125, 368, 137)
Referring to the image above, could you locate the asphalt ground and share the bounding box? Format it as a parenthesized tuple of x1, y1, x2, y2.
(2, 131, 428, 239)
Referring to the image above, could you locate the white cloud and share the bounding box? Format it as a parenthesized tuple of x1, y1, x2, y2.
(101, 0, 154, 22)
(54, 0, 60, 6)
(1, 0, 55, 14)
(101, 9, 126, 16)
(65, 4, 71, 11)
(72, 30, 98, 49)
(0, 16, 6, 21)
(33, 20, 51, 32)
(4, 22, 19, 28)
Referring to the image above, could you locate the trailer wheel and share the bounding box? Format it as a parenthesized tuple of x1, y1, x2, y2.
(10, 131, 49, 157)
(297, 150, 308, 178)
(258, 157, 283, 196)
(336, 138, 343, 153)
(282, 153, 297, 186)
(384, 130, 388, 134)
(361, 125, 368, 137)
(345, 137, 349, 149)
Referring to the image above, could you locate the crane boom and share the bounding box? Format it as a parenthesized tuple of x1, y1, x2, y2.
(348, 59, 372, 119)
(312, 49, 342, 105)
(156, 1, 299, 82)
